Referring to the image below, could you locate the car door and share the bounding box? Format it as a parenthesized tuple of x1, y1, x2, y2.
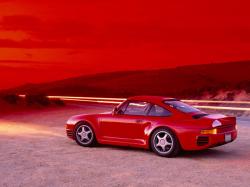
(99, 101, 151, 145)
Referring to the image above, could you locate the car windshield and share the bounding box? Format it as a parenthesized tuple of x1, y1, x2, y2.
(164, 100, 200, 113)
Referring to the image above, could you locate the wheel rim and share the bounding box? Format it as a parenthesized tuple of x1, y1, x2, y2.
(153, 131, 173, 154)
(76, 125, 93, 145)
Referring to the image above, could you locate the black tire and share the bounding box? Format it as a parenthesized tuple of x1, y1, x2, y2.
(74, 122, 97, 147)
(150, 128, 180, 157)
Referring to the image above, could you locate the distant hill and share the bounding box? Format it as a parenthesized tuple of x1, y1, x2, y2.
(2, 61, 250, 99)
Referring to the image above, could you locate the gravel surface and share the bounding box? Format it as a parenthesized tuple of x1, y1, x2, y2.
(0, 104, 250, 187)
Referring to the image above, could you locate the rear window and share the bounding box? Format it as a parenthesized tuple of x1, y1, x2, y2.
(164, 100, 200, 113)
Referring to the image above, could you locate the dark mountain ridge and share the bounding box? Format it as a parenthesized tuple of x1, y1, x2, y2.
(2, 61, 250, 99)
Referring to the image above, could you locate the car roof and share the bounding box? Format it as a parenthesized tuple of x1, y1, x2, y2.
(127, 95, 177, 103)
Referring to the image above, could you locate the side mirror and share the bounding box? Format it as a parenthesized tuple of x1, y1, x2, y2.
(112, 107, 118, 115)
(113, 106, 124, 115)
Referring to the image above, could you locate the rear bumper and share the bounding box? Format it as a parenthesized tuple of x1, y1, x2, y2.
(180, 129, 237, 151)
(66, 124, 75, 140)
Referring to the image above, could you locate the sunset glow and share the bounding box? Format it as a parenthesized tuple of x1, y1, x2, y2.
(1, 0, 250, 89)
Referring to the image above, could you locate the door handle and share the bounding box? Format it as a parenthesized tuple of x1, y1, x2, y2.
(136, 119, 143, 123)
(136, 119, 150, 125)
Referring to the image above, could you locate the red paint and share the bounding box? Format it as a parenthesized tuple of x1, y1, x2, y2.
(66, 96, 237, 151)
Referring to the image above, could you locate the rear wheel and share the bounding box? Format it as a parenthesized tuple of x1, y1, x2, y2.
(74, 123, 96, 147)
(151, 128, 180, 157)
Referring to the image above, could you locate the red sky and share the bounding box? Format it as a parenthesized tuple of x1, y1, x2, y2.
(0, 0, 250, 89)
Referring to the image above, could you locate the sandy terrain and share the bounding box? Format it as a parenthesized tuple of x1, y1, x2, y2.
(0, 103, 250, 187)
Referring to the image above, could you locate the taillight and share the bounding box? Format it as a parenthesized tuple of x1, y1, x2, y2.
(201, 128, 217, 135)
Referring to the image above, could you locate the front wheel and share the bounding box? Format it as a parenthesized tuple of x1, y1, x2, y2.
(74, 123, 96, 147)
(151, 128, 180, 157)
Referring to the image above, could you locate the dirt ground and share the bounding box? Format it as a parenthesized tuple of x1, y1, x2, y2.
(0, 103, 250, 187)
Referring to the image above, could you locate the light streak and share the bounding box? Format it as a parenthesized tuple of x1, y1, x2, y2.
(17, 94, 250, 111)
(19, 94, 26, 98)
(194, 105, 250, 111)
(182, 99, 250, 104)
(48, 95, 126, 101)
(62, 98, 122, 104)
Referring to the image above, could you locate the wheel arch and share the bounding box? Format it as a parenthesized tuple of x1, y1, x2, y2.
(74, 120, 96, 136)
(148, 125, 182, 150)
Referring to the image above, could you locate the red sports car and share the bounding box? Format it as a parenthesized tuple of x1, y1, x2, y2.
(66, 96, 237, 157)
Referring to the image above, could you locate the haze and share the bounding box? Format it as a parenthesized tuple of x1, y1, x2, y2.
(0, 0, 250, 89)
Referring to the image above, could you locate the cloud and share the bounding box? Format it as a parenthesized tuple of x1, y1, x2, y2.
(0, 59, 47, 64)
(1, 11, 250, 50)
(0, 15, 41, 31)
(0, 15, 192, 49)
(0, 0, 13, 3)
(1, 15, 93, 38)
(0, 59, 54, 66)
(0, 15, 98, 48)
(0, 39, 70, 48)
(0, 30, 30, 41)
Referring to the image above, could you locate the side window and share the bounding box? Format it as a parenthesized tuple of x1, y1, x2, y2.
(148, 105, 171, 117)
(117, 102, 128, 114)
(124, 101, 150, 116)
